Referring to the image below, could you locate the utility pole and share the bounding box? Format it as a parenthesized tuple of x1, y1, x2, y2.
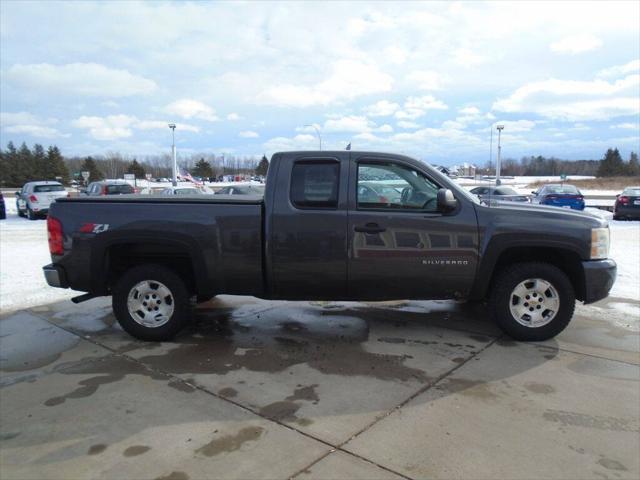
(488, 124, 493, 176)
(496, 125, 504, 186)
(168, 123, 177, 186)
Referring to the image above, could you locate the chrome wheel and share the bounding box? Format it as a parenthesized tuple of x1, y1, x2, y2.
(127, 280, 174, 328)
(508, 278, 560, 328)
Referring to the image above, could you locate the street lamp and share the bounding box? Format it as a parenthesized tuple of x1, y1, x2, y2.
(496, 125, 504, 186)
(304, 124, 322, 150)
(168, 123, 177, 186)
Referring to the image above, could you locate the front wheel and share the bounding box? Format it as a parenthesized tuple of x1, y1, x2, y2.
(112, 264, 191, 341)
(490, 262, 575, 341)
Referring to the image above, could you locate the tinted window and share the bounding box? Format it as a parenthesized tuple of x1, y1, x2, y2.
(106, 184, 134, 194)
(290, 161, 339, 208)
(495, 187, 518, 195)
(622, 187, 640, 195)
(357, 162, 439, 212)
(34, 184, 64, 192)
(175, 188, 200, 195)
(545, 185, 579, 194)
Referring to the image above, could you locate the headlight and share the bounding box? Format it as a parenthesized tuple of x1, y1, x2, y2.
(590, 227, 610, 260)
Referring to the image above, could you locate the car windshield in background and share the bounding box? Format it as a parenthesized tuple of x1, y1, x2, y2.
(494, 187, 518, 195)
(622, 188, 640, 195)
(34, 184, 64, 192)
(546, 185, 579, 194)
(175, 188, 200, 195)
(106, 184, 134, 194)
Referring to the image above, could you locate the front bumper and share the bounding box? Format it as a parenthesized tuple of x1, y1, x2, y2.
(43, 264, 69, 289)
(582, 259, 616, 304)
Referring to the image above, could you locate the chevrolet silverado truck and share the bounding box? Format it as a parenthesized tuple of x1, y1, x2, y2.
(43, 151, 616, 342)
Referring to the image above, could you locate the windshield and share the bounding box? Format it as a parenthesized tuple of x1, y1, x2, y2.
(106, 184, 134, 194)
(175, 188, 200, 195)
(34, 184, 64, 192)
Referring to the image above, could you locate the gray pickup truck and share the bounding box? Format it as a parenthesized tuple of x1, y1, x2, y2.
(43, 151, 616, 342)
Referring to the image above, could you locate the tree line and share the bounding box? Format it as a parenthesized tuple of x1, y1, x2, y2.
(0, 142, 269, 187)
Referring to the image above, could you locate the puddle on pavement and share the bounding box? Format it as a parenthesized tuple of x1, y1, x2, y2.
(195, 426, 264, 457)
(0, 313, 79, 373)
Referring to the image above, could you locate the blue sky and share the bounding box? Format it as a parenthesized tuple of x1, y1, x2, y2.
(0, 1, 639, 166)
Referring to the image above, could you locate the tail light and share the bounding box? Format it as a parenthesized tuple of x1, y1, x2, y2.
(101, 185, 108, 195)
(619, 196, 629, 205)
(576, 195, 584, 201)
(29, 194, 38, 202)
(47, 216, 64, 255)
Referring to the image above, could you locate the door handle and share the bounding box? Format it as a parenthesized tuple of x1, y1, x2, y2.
(354, 223, 386, 234)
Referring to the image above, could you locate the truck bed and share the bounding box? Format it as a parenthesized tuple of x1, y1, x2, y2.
(58, 194, 264, 205)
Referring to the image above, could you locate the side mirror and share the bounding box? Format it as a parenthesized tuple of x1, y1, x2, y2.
(531, 191, 537, 195)
(437, 188, 458, 212)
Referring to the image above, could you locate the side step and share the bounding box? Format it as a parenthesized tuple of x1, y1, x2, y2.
(71, 293, 100, 304)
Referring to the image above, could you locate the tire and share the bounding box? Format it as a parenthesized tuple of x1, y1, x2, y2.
(490, 262, 575, 341)
(27, 207, 37, 220)
(112, 264, 191, 341)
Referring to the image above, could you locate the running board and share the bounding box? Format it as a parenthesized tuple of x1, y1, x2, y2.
(71, 293, 100, 304)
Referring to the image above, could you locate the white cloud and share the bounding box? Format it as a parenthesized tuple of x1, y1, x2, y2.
(259, 60, 393, 107)
(597, 59, 640, 78)
(397, 120, 420, 129)
(263, 134, 317, 152)
(6, 63, 157, 97)
(395, 95, 448, 120)
(459, 106, 480, 115)
(550, 34, 602, 54)
(5, 125, 68, 139)
(227, 113, 242, 121)
(364, 100, 400, 117)
(493, 119, 537, 132)
(1, 111, 68, 138)
(72, 115, 200, 139)
(165, 99, 219, 122)
(383, 46, 409, 64)
(376, 124, 394, 133)
(493, 74, 640, 120)
(610, 123, 639, 130)
(239, 130, 259, 138)
(453, 48, 486, 66)
(323, 115, 374, 133)
(407, 71, 443, 91)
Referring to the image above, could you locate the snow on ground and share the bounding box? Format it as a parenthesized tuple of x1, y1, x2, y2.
(0, 197, 638, 316)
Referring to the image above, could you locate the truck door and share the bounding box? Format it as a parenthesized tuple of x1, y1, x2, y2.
(268, 153, 349, 299)
(347, 155, 478, 300)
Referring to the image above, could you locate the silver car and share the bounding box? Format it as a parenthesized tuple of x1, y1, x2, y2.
(16, 181, 68, 220)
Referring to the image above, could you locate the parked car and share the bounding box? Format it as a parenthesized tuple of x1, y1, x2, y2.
(43, 150, 615, 343)
(357, 183, 403, 204)
(83, 181, 136, 196)
(160, 186, 204, 195)
(0, 192, 6, 220)
(469, 186, 530, 204)
(613, 186, 640, 220)
(215, 185, 265, 195)
(16, 181, 68, 219)
(531, 184, 585, 210)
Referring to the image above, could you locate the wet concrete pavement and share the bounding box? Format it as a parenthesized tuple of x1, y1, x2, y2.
(1, 296, 638, 479)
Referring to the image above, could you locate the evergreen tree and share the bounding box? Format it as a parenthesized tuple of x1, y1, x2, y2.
(46, 146, 69, 183)
(80, 156, 104, 183)
(255, 155, 269, 176)
(32, 144, 48, 178)
(0, 142, 18, 186)
(191, 158, 213, 178)
(126, 159, 146, 178)
(628, 152, 639, 176)
(17, 142, 36, 184)
(597, 148, 625, 177)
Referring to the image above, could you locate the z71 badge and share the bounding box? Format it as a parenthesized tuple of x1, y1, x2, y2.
(79, 223, 110, 234)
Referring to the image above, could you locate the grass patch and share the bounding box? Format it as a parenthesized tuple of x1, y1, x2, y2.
(526, 177, 640, 191)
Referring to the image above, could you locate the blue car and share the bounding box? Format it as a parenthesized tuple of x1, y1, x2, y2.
(531, 184, 585, 210)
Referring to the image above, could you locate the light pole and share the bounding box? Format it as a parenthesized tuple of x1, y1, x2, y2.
(496, 125, 504, 186)
(168, 123, 177, 186)
(304, 124, 322, 150)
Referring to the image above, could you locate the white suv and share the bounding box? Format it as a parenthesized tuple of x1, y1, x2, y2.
(16, 181, 68, 220)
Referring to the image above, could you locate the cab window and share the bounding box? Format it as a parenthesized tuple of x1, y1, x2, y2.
(290, 160, 340, 209)
(357, 162, 439, 212)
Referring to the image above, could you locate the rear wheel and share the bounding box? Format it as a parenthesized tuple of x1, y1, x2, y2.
(113, 264, 191, 341)
(27, 207, 37, 220)
(490, 262, 575, 341)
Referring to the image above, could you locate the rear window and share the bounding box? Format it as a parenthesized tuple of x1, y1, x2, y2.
(34, 184, 64, 192)
(106, 184, 134, 194)
(495, 187, 518, 195)
(622, 188, 640, 196)
(175, 188, 200, 195)
(290, 161, 339, 208)
(546, 185, 579, 194)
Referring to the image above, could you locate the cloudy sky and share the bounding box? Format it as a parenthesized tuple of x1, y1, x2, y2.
(1, 1, 639, 165)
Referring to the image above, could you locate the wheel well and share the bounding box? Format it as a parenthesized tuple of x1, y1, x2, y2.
(488, 247, 585, 301)
(105, 243, 196, 294)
